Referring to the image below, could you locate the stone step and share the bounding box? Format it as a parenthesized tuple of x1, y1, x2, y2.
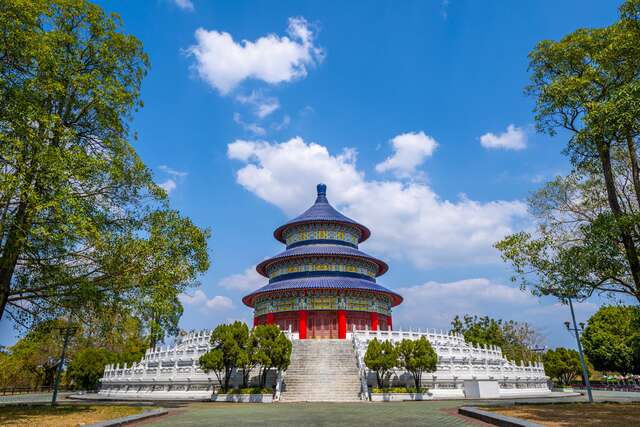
(282, 339, 362, 402)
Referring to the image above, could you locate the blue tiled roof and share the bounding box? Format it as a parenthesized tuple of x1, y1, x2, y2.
(255, 244, 388, 277)
(242, 276, 403, 307)
(273, 184, 371, 243)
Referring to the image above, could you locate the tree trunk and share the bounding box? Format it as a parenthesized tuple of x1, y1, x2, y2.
(0, 199, 30, 320)
(597, 142, 640, 293)
(625, 131, 640, 205)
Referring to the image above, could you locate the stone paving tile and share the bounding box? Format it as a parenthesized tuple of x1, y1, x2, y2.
(147, 401, 476, 427)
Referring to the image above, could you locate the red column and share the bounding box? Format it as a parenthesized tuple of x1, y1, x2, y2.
(370, 312, 379, 331)
(266, 313, 275, 325)
(388, 315, 393, 330)
(253, 316, 258, 328)
(298, 310, 307, 339)
(338, 310, 347, 339)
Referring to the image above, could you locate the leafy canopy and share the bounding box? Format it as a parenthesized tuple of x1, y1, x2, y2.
(0, 0, 209, 341)
(396, 337, 437, 390)
(364, 338, 398, 388)
(496, 0, 640, 303)
(581, 305, 640, 375)
(543, 347, 590, 386)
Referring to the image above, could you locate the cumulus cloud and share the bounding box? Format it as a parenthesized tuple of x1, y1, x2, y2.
(480, 124, 527, 150)
(236, 91, 280, 119)
(179, 290, 234, 312)
(219, 266, 265, 291)
(392, 278, 598, 346)
(187, 17, 323, 94)
(159, 179, 177, 194)
(227, 137, 529, 267)
(375, 131, 438, 177)
(174, 0, 194, 11)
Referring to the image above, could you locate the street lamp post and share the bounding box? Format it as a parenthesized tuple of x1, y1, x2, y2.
(51, 315, 74, 406)
(564, 297, 593, 403)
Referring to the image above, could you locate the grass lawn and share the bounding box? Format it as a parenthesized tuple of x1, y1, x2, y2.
(0, 404, 153, 427)
(486, 402, 640, 427)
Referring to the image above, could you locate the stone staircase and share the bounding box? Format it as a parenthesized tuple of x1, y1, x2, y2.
(281, 339, 362, 402)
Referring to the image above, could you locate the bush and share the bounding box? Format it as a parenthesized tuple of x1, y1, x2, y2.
(227, 387, 273, 395)
(371, 386, 428, 394)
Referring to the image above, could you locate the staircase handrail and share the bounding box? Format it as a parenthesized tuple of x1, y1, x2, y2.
(352, 329, 369, 400)
(274, 369, 285, 401)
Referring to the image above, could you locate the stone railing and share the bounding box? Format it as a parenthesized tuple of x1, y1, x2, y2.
(351, 327, 548, 389)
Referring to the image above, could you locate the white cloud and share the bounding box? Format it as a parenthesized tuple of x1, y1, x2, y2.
(159, 165, 188, 177)
(233, 113, 266, 136)
(187, 17, 323, 94)
(271, 115, 291, 131)
(174, 0, 194, 12)
(375, 131, 438, 177)
(179, 290, 234, 312)
(480, 124, 527, 150)
(236, 91, 280, 119)
(392, 278, 598, 348)
(219, 266, 265, 291)
(159, 179, 177, 194)
(227, 137, 529, 267)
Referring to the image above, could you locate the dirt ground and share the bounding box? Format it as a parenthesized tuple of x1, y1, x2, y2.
(487, 402, 640, 427)
(0, 404, 152, 427)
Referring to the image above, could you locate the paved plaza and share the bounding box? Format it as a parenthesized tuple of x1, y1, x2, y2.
(142, 391, 640, 427)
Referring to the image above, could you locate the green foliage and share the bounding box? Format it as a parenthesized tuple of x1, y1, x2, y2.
(496, 0, 640, 303)
(199, 349, 225, 390)
(227, 387, 272, 395)
(543, 347, 590, 386)
(199, 322, 291, 391)
(253, 324, 292, 388)
(364, 338, 397, 388)
(67, 347, 115, 390)
(581, 305, 640, 375)
(371, 386, 428, 394)
(396, 337, 438, 390)
(450, 315, 542, 364)
(0, 0, 210, 343)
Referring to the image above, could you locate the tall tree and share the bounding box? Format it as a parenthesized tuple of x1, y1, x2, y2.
(581, 305, 640, 375)
(450, 315, 543, 364)
(496, 0, 640, 302)
(0, 0, 209, 331)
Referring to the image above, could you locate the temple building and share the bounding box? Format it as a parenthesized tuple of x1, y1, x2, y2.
(242, 184, 402, 339)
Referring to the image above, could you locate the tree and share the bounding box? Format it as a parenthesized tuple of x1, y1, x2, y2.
(199, 322, 248, 392)
(199, 349, 225, 391)
(450, 315, 543, 364)
(67, 347, 115, 390)
(581, 305, 640, 375)
(1, 319, 76, 388)
(496, 0, 640, 303)
(396, 337, 438, 390)
(543, 347, 589, 386)
(0, 0, 210, 335)
(253, 324, 292, 388)
(364, 338, 397, 388)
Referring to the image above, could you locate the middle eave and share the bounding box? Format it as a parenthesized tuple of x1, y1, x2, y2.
(255, 244, 388, 277)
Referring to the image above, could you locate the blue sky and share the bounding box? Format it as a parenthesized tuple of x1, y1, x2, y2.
(1, 0, 628, 349)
